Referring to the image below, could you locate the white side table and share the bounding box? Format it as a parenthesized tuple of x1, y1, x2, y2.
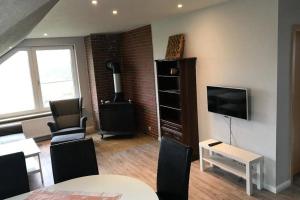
(199, 139, 264, 195)
(0, 138, 44, 185)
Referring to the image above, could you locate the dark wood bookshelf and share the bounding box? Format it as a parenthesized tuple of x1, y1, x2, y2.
(155, 58, 199, 160)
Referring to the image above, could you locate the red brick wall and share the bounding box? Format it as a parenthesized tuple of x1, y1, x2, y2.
(84, 26, 158, 137)
(84, 34, 122, 130)
(90, 34, 122, 102)
(120, 25, 158, 137)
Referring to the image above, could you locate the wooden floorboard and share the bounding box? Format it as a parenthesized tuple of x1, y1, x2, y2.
(28, 133, 300, 200)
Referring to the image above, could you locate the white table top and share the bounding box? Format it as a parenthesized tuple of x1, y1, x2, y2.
(0, 138, 40, 158)
(8, 174, 159, 200)
(199, 139, 262, 163)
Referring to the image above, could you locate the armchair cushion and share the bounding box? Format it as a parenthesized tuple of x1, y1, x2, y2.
(56, 114, 80, 130)
(51, 127, 85, 137)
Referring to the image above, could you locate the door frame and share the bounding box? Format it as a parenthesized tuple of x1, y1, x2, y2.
(290, 25, 300, 182)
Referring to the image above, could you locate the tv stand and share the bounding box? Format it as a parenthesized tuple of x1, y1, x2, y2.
(199, 139, 264, 195)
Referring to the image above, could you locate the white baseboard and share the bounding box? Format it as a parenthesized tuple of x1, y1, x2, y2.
(263, 183, 276, 193)
(252, 177, 276, 193)
(252, 176, 291, 193)
(260, 179, 291, 194)
(276, 179, 291, 193)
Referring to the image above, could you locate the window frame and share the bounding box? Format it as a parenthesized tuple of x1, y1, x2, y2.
(0, 45, 80, 119)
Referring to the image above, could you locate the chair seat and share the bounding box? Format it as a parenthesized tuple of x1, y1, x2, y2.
(51, 133, 85, 145)
(52, 127, 84, 137)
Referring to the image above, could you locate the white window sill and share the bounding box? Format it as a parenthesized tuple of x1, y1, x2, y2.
(0, 112, 52, 125)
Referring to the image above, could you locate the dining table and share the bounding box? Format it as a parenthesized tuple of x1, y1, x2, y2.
(8, 174, 159, 200)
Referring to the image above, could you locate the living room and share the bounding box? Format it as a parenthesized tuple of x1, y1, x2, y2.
(0, 0, 300, 199)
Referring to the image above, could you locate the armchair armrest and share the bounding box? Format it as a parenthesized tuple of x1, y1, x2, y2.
(47, 122, 58, 133)
(80, 116, 87, 131)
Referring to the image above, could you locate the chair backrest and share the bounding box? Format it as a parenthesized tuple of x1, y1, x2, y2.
(157, 137, 192, 200)
(0, 152, 30, 199)
(50, 138, 99, 184)
(49, 98, 82, 130)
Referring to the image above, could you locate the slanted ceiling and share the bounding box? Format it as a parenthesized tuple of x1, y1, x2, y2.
(0, 0, 58, 57)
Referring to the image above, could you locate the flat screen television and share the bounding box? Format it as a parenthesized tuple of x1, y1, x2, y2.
(207, 86, 249, 120)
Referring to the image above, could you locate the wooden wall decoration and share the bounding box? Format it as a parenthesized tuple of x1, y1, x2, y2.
(165, 34, 185, 59)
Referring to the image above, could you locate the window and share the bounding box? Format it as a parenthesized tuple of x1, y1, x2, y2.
(36, 49, 77, 107)
(0, 51, 35, 115)
(0, 47, 79, 118)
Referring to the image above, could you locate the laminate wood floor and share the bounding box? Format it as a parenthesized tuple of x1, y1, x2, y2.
(28, 133, 300, 200)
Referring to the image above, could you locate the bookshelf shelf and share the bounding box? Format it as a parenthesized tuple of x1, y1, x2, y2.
(160, 105, 181, 111)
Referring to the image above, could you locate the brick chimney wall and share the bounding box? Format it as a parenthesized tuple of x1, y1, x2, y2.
(84, 25, 158, 138)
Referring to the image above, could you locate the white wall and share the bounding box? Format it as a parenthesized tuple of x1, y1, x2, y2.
(152, 0, 278, 190)
(17, 37, 95, 137)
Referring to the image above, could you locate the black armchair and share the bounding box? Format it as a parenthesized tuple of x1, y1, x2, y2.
(156, 137, 193, 200)
(48, 98, 87, 144)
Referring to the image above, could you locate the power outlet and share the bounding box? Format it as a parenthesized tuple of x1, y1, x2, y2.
(148, 126, 152, 132)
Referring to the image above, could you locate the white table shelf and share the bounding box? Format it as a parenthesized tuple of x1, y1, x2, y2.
(203, 155, 246, 179)
(199, 139, 264, 196)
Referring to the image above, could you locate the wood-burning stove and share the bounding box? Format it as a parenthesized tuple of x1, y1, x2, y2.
(99, 61, 136, 138)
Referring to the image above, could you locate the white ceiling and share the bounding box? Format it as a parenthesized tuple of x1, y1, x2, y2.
(28, 0, 228, 38)
(0, 0, 58, 56)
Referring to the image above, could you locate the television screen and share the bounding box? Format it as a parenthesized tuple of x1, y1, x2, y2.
(207, 86, 248, 120)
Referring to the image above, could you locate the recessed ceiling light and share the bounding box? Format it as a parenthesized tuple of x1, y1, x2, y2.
(91, 0, 98, 5)
(177, 4, 183, 8)
(112, 10, 118, 15)
(9, 46, 12, 49)
(43, 33, 48, 36)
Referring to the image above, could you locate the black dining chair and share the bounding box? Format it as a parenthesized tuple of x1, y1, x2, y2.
(156, 137, 193, 200)
(50, 138, 99, 184)
(0, 152, 30, 199)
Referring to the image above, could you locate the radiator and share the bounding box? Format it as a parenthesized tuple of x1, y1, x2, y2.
(21, 116, 53, 138)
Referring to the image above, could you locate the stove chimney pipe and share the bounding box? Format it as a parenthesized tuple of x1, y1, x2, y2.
(106, 61, 123, 102)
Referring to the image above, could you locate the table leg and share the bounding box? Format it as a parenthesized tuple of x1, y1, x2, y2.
(208, 150, 214, 167)
(200, 146, 205, 172)
(246, 162, 253, 195)
(256, 159, 263, 190)
(37, 154, 44, 185)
